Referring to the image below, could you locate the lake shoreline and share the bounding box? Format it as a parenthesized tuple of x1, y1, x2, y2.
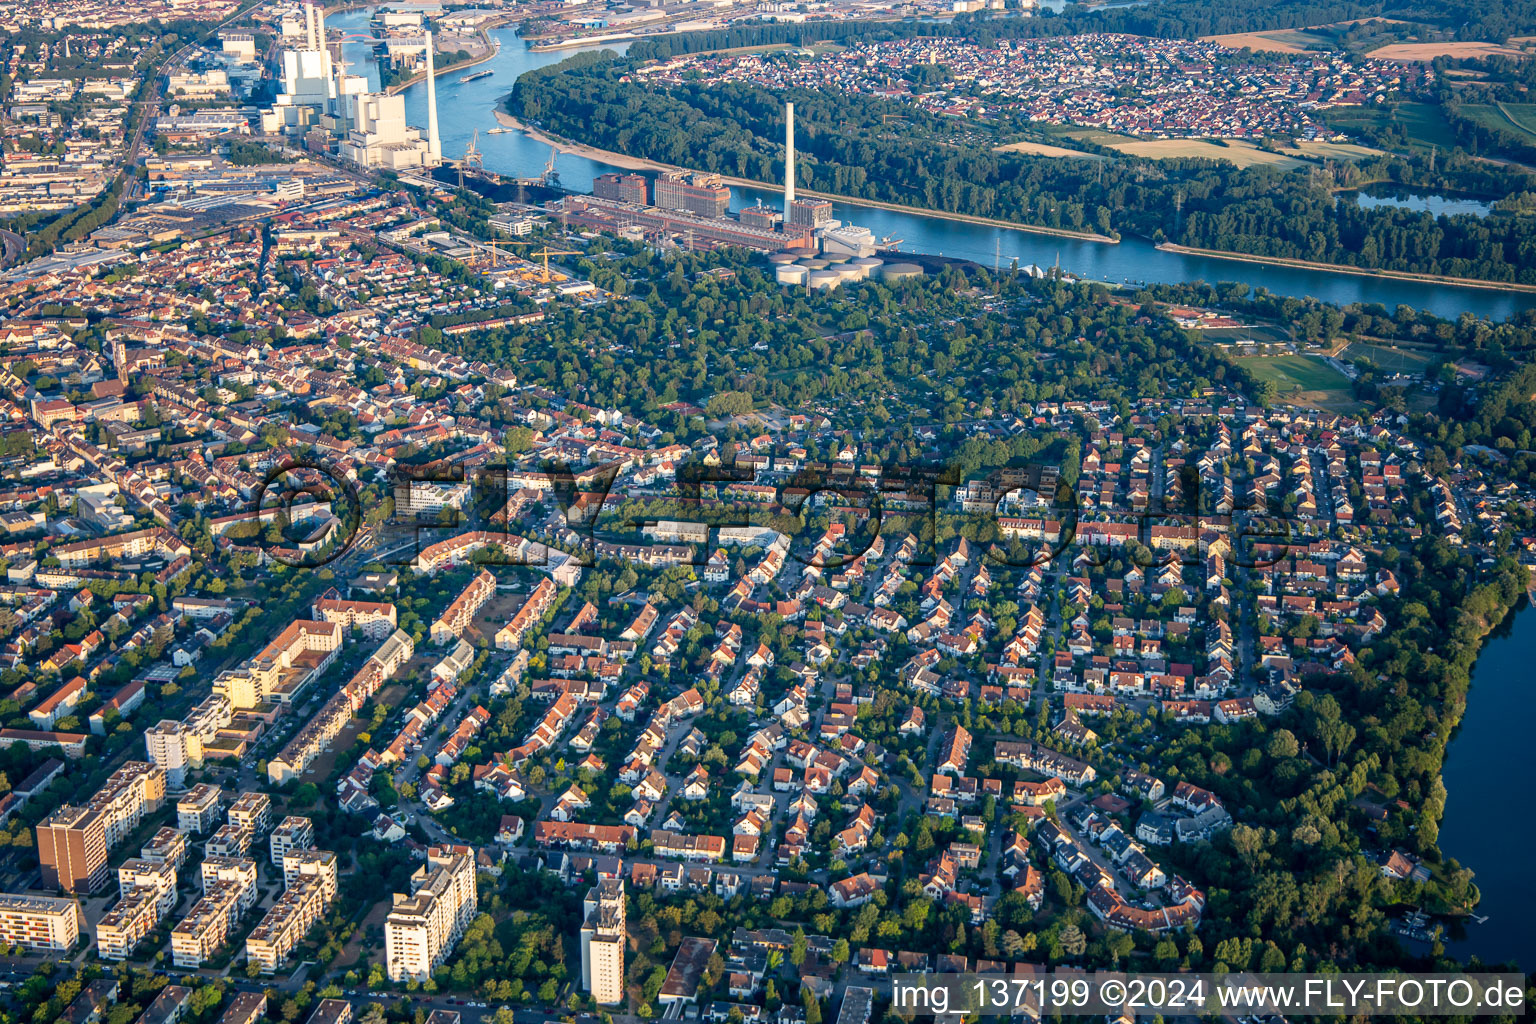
(493, 108, 1121, 244)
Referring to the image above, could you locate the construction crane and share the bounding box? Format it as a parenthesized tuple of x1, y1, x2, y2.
(458, 130, 483, 189)
(542, 144, 560, 187)
(509, 243, 581, 283)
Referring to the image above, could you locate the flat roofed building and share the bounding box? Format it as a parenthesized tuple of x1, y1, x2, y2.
(384, 844, 477, 981)
(177, 784, 222, 833)
(0, 892, 80, 951)
(580, 877, 626, 1005)
(37, 761, 165, 892)
(270, 816, 314, 865)
(304, 1001, 352, 1024)
(227, 791, 271, 835)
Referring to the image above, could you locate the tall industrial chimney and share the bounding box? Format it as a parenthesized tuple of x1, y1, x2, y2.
(424, 31, 442, 162)
(305, 2, 324, 51)
(784, 101, 795, 208)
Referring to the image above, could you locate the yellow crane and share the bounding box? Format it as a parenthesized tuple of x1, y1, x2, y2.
(508, 244, 582, 283)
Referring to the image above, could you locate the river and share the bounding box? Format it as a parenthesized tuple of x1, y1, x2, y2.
(1438, 599, 1536, 972)
(332, 9, 1536, 322)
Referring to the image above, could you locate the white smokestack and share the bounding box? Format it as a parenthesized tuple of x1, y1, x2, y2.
(424, 30, 442, 162)
(784, 101, 795, 207)
(305, 2, 324, 51)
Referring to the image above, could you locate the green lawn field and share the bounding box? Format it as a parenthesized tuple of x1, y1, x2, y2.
(1238, 354, 1352, 392)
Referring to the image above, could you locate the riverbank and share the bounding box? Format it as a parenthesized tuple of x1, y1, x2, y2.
(386, 33, 500, 95)
(493, 109, 1119, 244)
(528, 32, 639, 51)
(1156, 242, 1536, 293)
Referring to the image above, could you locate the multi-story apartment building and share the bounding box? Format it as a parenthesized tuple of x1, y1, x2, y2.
(171, 858, 257, 968)
(245, 849, 337, 973)
(138, 827, 187, 872)
(97, 887, 161, 960)
(384, 844, 477, 982)
(177, 784, 222, 833)
(99, 856, 178, 959)
(269, 816, 314, 865)
(580, 877, 626, 1005)
(269, 629, 413, 784)
(37, 761, 166, 892)
(206, 823, 251, 859)
(227, 791, 272, 835)
(0, 893, 80, 952)
(214, 620, 341, 707)
(429, 569, 495, 645)
(313, 596, 397, 639)
(144, 720, 202, 789)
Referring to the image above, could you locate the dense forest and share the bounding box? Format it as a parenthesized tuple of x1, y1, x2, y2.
(510, 54, 1536, 283)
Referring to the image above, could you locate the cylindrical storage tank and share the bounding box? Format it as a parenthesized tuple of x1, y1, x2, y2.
(881, 262, 924, 282)
(776, 264, 808, 286)
(768, 252, 797, 265)
(808, 269, 841, 290)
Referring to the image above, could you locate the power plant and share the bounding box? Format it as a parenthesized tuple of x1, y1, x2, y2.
(259, 2, 443, 171)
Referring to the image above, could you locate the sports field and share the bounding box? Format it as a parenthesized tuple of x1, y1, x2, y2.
(1340, 342, 1435, 373)
(1238, 355, 1352, 392)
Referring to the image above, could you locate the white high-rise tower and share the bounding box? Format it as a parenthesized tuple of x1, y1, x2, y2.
(784, 101, 795, 207)
(424, 31, 442, 162)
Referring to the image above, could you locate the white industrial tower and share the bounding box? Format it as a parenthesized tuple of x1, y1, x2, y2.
(424, 30, 442, 162)
(304, 2, 325, 51)
(784, 101, 795, 207)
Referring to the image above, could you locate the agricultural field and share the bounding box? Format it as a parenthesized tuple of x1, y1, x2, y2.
(1320, 102, 1459, 152)
(1049, 132, 1380, 169)
(1369, 41, 1530, 61)
(994, 139, 1103, 159)
(1462, 103, 1536, 142)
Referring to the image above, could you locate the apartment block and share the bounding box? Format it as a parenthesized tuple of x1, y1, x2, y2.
(118, 857, 179, 913)
(96, 886, 163, 960)
(246, 849, 338, 973)
(269, 629, 413, 784)
(206, 823, 251, 859)
(0, 893, 80, 951)
(177, 784, 222, 833)
(172, 858, 256, 968)
(141, 826, 188, 870)
(145, 720, 202, 789)
(214, 620, 341, 708)
(270, 816, 314, 865)
(384, 844, 477, 982)
(37, 761, 166, 893)
(580, 877, 626, 1005)
(228, 791, 272, 835)
(429, 569, 495, 645)
(313, 596, 397, 639)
